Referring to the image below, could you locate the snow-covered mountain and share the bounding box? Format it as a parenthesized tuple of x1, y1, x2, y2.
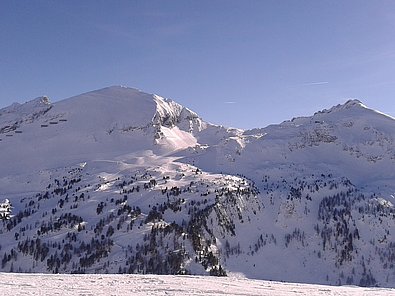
(1, 86, 394, 287)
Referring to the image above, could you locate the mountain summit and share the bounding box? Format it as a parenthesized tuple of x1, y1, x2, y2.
(0, 87, 394, 287)
(0, 86, 210, 174)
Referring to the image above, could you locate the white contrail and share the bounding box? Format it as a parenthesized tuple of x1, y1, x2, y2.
(300, 81, 329, 86)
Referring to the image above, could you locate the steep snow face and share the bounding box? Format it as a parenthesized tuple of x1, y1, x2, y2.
(153, 95, 205, 131)
(151, 94, 208, 149)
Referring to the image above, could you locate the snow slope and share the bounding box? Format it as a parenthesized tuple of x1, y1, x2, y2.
(0, 273, 394, 296)
(0, 86, 395, 288)
(0, 86, 207, 175)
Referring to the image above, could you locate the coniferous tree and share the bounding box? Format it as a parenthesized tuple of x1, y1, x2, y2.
(0, 199, 12, 220)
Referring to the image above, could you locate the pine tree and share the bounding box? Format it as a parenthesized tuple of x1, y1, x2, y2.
(0, 199, 12, 220)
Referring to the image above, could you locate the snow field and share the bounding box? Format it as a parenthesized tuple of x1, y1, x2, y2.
(0, 273, 394, 296)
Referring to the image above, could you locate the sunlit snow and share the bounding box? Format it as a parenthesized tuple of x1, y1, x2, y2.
(1, 273, 394, 296)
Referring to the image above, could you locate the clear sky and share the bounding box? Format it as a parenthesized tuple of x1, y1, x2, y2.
(1, 1, 395, 129)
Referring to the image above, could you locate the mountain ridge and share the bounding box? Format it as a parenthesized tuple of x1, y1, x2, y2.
(0, 86, 394, 288)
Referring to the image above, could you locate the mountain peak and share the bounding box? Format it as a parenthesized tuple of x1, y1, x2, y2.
(344, 98, 363, 106)
(74, 85, 150, 100)
(311, 99, 395, 124)
(320, 99, 366, 114)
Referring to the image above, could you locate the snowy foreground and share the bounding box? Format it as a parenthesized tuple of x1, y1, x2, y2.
(1, 273, 394, 296)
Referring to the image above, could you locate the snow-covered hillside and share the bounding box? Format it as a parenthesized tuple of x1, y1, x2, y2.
(0, 86, 394, 288)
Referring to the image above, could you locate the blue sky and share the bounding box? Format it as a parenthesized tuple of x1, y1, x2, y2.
(1, 1, 394, 128)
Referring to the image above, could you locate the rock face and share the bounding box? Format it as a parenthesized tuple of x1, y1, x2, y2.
(0, 86, 394, 287)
